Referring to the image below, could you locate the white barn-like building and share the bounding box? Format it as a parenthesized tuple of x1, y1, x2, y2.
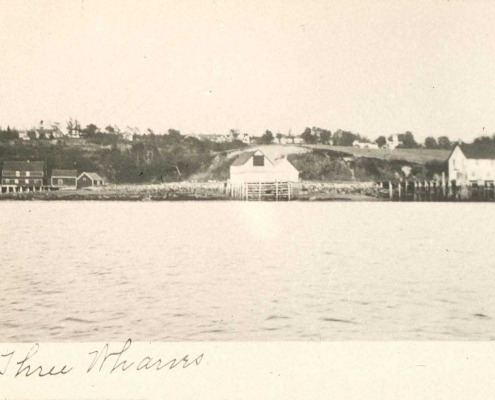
(229, 150, 299, 183)
(448, 142, 495, 185)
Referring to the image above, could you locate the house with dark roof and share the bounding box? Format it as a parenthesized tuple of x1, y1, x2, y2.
(77, 172, 105, 188)
(51, 169, 78, 189)
(229, 150, 299, 183)
(448, 142, 495, 185)
(1, 161, 45, 192)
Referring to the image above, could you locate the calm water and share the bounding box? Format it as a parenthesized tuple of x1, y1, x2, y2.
(0, 201, 494, 341)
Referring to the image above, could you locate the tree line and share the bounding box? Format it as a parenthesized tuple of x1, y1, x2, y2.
(2, 120, 495, 150)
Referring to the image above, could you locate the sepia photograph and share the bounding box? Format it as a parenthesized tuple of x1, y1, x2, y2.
(1, 0, 495, 397)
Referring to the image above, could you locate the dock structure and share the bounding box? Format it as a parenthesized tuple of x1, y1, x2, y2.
(378, 179, 495, 201)
(228, 181, 293, 201)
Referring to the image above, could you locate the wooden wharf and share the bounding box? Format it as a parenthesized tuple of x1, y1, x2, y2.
(378, 179, 495, 201)
(228, 181, 293, 201)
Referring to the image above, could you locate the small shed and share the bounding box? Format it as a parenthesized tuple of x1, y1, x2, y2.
(77, 172, 105, 188)
(51, 169, 77, 188)
(229, 150, 299, 183)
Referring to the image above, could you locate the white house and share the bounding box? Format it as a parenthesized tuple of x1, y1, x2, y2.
(383, 134, 404, 150)
(353, 140, 379, 149)
(448, 142, 495, 185)
(18, 131, 30, 141)
(230, 150, 299, 183)
(241, 134, 251, 144)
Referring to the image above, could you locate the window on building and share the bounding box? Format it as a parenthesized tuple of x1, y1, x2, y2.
(26, 171, 30, 177)
(25, 179, 29, 184)
(14, 179, 18, 184)
(253, 155, 264, 166)
(58, 179, 63, 185)
(15, 171, 20, 177)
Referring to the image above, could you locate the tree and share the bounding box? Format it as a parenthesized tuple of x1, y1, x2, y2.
(375, 136, 386, 148)
(424, 136, 439, 149)
(301, 127, 315, 144)
(229, 129, 240, 140)
(276, 133, 283, 143)
(332, 129, 358, 146)
(260, 130, 274, 144)
(398, 131, 418, 148)
(105, 125, 115, 134)
(82, 123, 99, 137)
(319, 129, 331, 144)
(473, 135, 495, 145)
(438, 136, 452, 149)
(168, 129, 181, 139)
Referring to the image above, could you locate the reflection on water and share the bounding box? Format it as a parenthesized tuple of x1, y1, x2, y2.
(0, 201, 494, 341)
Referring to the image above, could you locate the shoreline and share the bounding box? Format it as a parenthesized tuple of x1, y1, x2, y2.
(0, 181, 381, 202)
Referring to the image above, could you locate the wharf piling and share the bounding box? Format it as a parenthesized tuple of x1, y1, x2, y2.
(378, 179, 495, 201)
(228, 181, 293, 201)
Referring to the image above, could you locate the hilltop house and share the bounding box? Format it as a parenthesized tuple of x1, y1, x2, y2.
(229, 150, 299, 183)
(241, 133, 251, 144)
(77, 172, 105, 188)
(383, 134, 405, 150)
(1, 161, 45, 192)
(51, 169, 78, 189)
(448, 142, 495, 186)
(353, 140, 379, 149)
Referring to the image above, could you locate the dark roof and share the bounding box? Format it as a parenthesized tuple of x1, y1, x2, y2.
(231, 151, 257, 166)
(2, 161, 44, 171)
(51, 169, 78, 177)
(455, 142, 495, 160)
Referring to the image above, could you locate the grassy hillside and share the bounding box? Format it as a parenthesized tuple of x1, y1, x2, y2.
(305, 144, 450, 163)
(0, 135, 247, 183)
(0, 139, 448, 184)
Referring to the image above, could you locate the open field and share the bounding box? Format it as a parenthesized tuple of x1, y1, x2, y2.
(304, 144, 450, 164)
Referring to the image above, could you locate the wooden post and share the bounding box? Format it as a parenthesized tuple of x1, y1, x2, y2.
(398, 180, 402, 200)
(389, 181, 393, 200)
(276, 180, 278, 201)
(442, 172, 446, 199)
(288, 182, 291, 201)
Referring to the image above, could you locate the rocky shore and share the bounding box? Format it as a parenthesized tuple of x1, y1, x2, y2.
(0, 181, 381, 201)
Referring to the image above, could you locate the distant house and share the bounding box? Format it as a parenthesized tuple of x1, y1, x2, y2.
(51, 169, 78, 189)
(1, 161, 45, 192)
(230, 150, 299, 183)
(241, 134, 251, 144)
(383, 134, 404, 150)
(448, 142, 495, 185)
(18, 131, 30, 141)
(121, 131, 134, 141)
(197, 134, 228, 143)
(353, 140, 379, 149)
(77, 172, 105, 188)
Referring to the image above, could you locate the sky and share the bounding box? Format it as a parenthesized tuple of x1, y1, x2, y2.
(1, 0, 495, 141)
